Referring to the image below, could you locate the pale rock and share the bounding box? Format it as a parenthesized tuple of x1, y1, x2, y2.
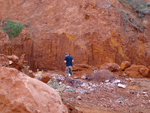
(118, 83, 126, 88)
(89, 88, 94, 92)
(81, 83, 89, 89)
(88, 82, 93, 86)
(105, 80, 109, 82)
(113, 79, 121, 84)
(9, 60, 13, 65)
(142, 92, 148, 97)
(74, 76, 78, 79)
(85, 91, 91, 94)
(59, 82, 62, 85)
(66, 86, 71, 89)
(92, 84, 96, 87)
(81, 75, 86, 80)
(76, 96, 82, 100)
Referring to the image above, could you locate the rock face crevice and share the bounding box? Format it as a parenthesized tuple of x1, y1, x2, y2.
(0, 0, 150, 71)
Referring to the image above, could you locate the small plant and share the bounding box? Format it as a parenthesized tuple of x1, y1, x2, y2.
(66, 98, 74, 101)
(117, 97, 127, 101)
(58, 86, 64, 95)
(118, 0, 150, 18)
(120, 10, 145, 32)
(52, 78, 59, 89)
(2, 20, 24, 39)
(66, 89, 74, 93)
(47, 78, 65, 95)
(47, 79, 52, 85)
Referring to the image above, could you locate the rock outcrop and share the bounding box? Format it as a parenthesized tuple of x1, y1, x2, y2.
(0, 0, 150, 71)
(0, 67, 68, 113)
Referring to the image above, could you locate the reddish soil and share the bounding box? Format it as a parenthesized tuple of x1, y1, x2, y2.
(61, 74, 150, 113)
(39, 68, 150, 113)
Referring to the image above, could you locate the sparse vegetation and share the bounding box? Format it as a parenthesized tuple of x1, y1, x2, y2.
(118, 0, 150, 18)
(1, 20, 24, 39)
(66, 89, 74, 93)
(120, 10, 146, 32)
(117, 97, 127, 101)
(52, 78, 59, 89)
(47, 78, 65, 95)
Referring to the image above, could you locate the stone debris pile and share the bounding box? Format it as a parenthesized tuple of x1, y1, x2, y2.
(0, 54, 35, 78)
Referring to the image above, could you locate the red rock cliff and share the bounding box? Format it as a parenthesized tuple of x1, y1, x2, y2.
(0, 0, 150, 71)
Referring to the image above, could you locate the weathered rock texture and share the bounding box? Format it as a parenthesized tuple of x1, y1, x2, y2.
(120, 61, 131, 70)
(0, 54, 35, 78)
(0, 0, 150, 71)
(100, 62, 120, 72)
(0, 67, 67, 113)
(40, 74, 51, 83)
(124, 64, 150, 78)
(89, 69, 120, 82)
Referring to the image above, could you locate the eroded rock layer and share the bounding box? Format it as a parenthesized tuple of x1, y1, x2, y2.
(0, 0, 150, 71)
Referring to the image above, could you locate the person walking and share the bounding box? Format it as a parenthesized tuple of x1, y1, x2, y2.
(64, 52, 74, 77)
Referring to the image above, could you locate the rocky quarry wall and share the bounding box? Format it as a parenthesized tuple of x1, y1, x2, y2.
(0, 0, 150, 71)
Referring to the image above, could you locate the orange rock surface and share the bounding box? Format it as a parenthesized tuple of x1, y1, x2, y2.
(120, 61, 131, 70)
(40, 74, 51, 83)
(124, 64, 150, 78)
(0, 0, 150, 72)
(0, 67, 67, 113)
(139, 67, 149, 77)
(125, 64, 147, 72)
(100, 63, 120, 72)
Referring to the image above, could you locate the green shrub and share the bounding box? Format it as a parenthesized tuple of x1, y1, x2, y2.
(127, 0, 147, 9)
(118, 0, 150, 17)
(66, 89, 74, 93)
(121, 10, 145, 32)
(2, 20, 24, 39)
(52, 78, 59, 89)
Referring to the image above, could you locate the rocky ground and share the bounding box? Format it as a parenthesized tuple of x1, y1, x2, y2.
(1, 54, 150, 113)
(37, 69, 150, 113)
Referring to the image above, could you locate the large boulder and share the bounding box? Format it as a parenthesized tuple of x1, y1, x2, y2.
(100, 63, 120, 72)
(125, 64, 146, 72)
(120, 61, 131, 70)
(0, 67, 68, 113)
(124, 64, 149, 78)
